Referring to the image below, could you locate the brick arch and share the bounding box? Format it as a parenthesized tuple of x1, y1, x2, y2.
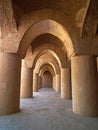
(25, 41, 68, 68)
(32, 49, 62, 69)
(18, 9, 79, 58)
(34, 55, 60, 75)
(39, 65, 55, 78)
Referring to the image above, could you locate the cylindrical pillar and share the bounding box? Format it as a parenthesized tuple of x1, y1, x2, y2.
(38, 75, 42, 90)
(20, 60, 33, 98)
(33, 73, 38, 92)
(97, 57, 98, 71)
(97, 57, 98, 78)
(55, 74, 61, 93)
(61, 68, 72, 99)
(53, 75, 56, 91)
(0, 52, 21, 115)
(71, 55, 98, 116)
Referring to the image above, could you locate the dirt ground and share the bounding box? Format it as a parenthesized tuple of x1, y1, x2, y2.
(0, 88, 98, 130)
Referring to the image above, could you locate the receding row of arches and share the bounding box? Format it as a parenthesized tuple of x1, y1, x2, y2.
(0, 13, 98, 117)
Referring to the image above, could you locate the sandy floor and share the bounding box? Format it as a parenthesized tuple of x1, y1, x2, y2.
(0, 88, 98, 130)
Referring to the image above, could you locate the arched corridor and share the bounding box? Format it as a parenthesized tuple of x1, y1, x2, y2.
(0, 0, 98, 129)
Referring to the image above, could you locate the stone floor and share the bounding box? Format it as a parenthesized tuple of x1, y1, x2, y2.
(0, 88, 98, 130)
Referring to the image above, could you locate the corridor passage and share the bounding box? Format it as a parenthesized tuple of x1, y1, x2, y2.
(0, 88, 98, 130)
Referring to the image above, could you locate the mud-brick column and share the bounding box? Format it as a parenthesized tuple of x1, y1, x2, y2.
(55, 74, 61, 93)
(53, 75, 56, 91)
(20, 60, 33, 98)
(97, 57, 98, 70)
(33, 73, 38, 92)
(97, 57, 98, 78)
(38, 75, 42, 90)
(0, 52, 21, 115)
(61, 68, 71, 99)
(71, 55, 98, 116)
